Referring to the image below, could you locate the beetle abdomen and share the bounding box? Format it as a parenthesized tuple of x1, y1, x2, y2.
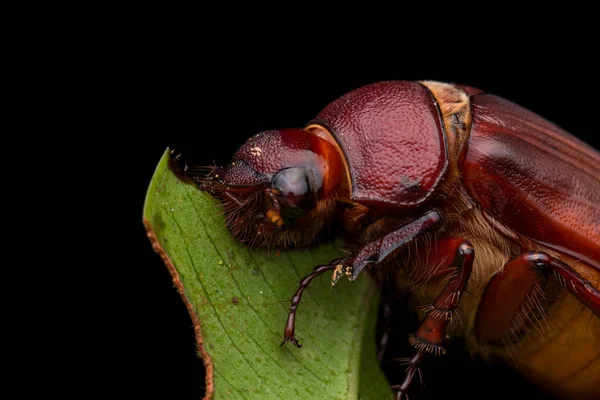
(311, 81, 448, 209)
(463, 93, 600, 269)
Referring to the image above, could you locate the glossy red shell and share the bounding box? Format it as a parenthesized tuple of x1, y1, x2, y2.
(312, 81, 448, 209)
(463, 94, 600, 269)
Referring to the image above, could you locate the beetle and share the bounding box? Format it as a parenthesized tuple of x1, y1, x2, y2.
(191, 81, 600, 399)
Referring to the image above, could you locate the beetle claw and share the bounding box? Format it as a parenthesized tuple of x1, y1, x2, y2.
(280, 335, 302, 348)
(394, 392, 408, 400)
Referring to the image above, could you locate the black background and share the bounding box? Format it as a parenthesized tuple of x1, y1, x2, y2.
(92, 33, 600, 400)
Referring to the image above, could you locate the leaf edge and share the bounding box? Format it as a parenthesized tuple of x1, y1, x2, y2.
(143, 148, 215, 399)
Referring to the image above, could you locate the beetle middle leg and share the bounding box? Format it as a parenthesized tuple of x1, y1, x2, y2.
(393, 237, 474, 400)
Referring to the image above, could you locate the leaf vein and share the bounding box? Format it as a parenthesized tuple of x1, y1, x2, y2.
(213, 367, 249, 399)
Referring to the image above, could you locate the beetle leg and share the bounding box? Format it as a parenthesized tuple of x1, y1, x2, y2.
(391, 350, 425, 399)
(525, 252, 599, 317)
(377, 294, 393, 363)
(475, 251, 600, 344)
(395, 239, 474, 400)
(344, 210, 443, 281)
(281, 258, 343, 348)
(285, 210, 443, 349)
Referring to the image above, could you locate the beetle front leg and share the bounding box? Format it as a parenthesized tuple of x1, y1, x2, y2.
(395, 238, 474, 400)
(284, 210, 442, 348)
(341, 210, 443, 282)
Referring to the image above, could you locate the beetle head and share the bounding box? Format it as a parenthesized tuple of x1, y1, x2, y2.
(200, 128, 345, 248)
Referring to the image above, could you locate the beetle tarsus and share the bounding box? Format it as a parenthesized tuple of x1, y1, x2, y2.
(280, 335, 302, 348)
(392, 350, 425, 400)
(282, 261, 341, 349)
(377, 298, 393, 363)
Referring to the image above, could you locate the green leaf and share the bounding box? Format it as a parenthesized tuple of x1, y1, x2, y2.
(143, 149, 392, 400)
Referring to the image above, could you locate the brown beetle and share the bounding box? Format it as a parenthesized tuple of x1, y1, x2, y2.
(194, 81, 599, 399)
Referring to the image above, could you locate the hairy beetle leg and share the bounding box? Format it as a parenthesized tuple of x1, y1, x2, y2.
(396, 239, 474, 399)
(525, 252, 600, 317)
(475, 251, 600, 343)
(281, 261, 342, 348)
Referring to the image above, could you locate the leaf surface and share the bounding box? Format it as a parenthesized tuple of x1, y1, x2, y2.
(143, 149, 391, 399)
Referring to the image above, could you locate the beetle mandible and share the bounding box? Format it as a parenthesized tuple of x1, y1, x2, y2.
(193, 81, 600, 399)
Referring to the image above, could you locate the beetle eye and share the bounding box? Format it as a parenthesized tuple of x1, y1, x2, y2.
(272, 168, 316, 212)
